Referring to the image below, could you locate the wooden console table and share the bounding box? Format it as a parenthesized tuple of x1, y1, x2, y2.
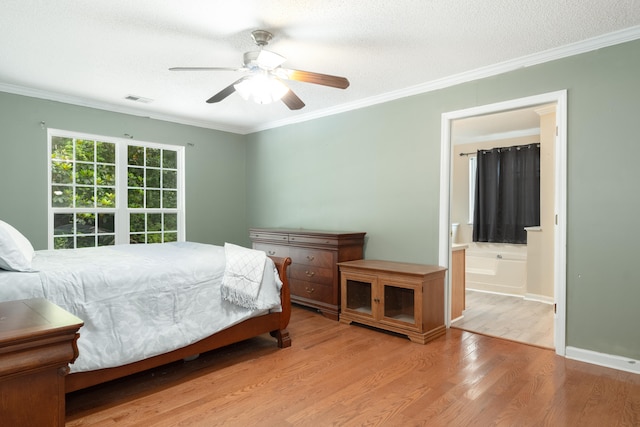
(0, 298, 83, 427)
(338, 260, 446, 344)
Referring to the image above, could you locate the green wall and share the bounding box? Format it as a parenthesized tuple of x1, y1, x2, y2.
(0, 92, 248, 249)
(246, 39, 640, 360)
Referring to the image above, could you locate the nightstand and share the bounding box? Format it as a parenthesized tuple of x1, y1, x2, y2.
(0, 298, 83, 427)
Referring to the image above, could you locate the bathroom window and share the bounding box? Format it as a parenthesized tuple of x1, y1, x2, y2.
(468, 155, 476, 224)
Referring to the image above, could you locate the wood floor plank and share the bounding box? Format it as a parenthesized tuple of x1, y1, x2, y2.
(66, 306, 640, 426)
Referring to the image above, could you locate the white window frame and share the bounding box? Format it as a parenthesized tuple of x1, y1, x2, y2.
(468, 155, 477, 224)
(47, 129, 186, 249)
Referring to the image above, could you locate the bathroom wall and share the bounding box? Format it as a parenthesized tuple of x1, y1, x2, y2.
(525, 107, 556, 300)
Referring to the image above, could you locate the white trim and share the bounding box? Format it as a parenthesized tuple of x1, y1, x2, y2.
(463, 288, 554, 304)
(523, 293, 554, 304)
(468, 156, 476, 224)
(466, 288, 525, 299)
(439, 108, 453, 326)
(46, 128, 186, 248)
(566, 346, 640, 375)
(456, 127, 540, 145)
(439, 90, 567, 357)
(2, 26, 639, 135)
(0, 83, 247, 135)
(554, 92, 568, 356)
(254, 26, 640, 134)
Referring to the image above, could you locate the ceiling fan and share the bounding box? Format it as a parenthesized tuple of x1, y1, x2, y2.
(170, 30, 350, 110)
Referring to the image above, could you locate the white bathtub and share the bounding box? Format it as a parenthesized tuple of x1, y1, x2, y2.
(465, 242, 527, 295)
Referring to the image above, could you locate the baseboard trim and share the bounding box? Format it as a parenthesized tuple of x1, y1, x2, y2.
(451, 315, 464, 323)
(523, 293, 554, 304)
(565, 346, 640, 375)
(465, 288, 523, 298)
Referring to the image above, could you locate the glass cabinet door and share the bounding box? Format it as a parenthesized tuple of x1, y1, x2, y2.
(382, 282, 418, 328)
(345, 277, 374, 317)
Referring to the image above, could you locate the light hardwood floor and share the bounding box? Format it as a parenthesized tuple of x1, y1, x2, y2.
(66, 306, 640, 426)
(451, 290, 554, 348)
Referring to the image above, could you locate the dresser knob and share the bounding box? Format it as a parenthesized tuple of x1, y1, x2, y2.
(305, 270, 315, 278)
(306, 255, 315, 261)
(305, 286, 315, 294)
(268, 250, 276, 255)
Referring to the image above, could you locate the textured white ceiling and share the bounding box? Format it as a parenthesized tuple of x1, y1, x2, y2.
(1, 0, 639, 134)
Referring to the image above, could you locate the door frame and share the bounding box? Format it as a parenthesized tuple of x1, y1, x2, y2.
(438, 90, 567, 356)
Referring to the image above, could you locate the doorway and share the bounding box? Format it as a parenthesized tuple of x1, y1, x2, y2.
(438, 91, 567, 356)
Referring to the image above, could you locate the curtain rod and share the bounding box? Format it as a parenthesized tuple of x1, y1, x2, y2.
(458, 142, 540, 157)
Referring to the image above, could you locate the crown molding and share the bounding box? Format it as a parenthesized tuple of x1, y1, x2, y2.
(248, 25, 640, 134)
(2, 26, 640, 135)
(0, 82, 246, 134)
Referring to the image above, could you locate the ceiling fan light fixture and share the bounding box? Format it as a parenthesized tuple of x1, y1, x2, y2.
(234, 74, 289, 105)
(171, 29, 349, 110)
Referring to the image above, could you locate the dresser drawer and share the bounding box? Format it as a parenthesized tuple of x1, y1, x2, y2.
(253, 243, 290, 258)
(290, 279, 334, 304)
(290, 247, 333, 268)
(289, 264, 334, 286)
(249, 231, 289, 243)
(288, 235, 339, 246)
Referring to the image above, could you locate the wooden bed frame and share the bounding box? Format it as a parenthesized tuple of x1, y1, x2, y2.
(65, 256, 292, 393)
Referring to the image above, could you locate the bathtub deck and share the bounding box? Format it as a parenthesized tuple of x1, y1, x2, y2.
(451, 289, 554, 349)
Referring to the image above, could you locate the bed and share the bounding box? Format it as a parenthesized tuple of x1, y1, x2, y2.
(0, 220, 292, 393)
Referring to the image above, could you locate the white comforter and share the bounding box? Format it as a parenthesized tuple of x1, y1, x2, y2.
(0, 242, 282, 373)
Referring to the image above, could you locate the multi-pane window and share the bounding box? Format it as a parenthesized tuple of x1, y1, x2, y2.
(48, 130, 184, 249)
(127, 146, 179, 244)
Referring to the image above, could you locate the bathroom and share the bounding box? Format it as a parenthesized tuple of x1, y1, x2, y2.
(449, 105, 556, 345)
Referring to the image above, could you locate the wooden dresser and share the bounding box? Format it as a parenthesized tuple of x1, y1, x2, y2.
(250, 228, 366, 320)
(0, 298, 83, 427)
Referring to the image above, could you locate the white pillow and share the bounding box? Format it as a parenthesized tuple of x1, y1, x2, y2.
(0, 219, 35, 272)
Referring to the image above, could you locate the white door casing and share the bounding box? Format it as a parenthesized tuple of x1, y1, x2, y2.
(438, 90, 567, 356)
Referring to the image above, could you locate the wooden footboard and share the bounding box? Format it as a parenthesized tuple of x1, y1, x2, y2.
(65, 256, 292, 393)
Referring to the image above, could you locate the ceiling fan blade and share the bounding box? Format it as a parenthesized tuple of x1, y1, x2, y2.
(278, 68, 350, 89)
(281, 89, 305, 110)
(169, 67, 245, 72)
(206, 77, 247, 103)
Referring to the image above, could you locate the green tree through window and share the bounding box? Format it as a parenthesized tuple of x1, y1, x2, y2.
(48, 130, 184, 249)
